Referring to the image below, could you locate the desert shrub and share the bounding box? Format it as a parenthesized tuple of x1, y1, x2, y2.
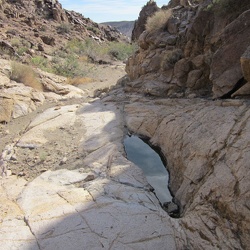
(87, 26, 100, 35)
(52, 54, 83, 77)
(146, 9, 172, 32)
(10, 62, 43, 91)
(65, 39, 87, 55)
(108, 42, 138, 61)
(31, 56, 49, 70)
(57, 23, 72, 34)
(10, 38, 21, 47)
(64, 38, 136, 62)
(11, 38, 30, 56)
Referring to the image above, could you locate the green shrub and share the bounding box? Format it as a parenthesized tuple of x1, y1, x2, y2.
(11, 38, 30, 56)
(10, 62, 43, 91)
(57, 23, 72, 34)
(64, 38, 136, 62)
(107, 42, 138, 61)
(87, 26, 100, 35)
(52, 55, 83, 77)
(146, 9, 172, 32)
(31, 56, 49, 70)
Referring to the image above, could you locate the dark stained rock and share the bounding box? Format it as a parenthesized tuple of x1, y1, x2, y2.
(126, 1, 250, 98)
(131, 0, 159, 42)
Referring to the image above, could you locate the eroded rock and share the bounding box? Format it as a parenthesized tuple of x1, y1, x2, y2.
(125, 97, 250, 249)
(127, 1, 250, 98)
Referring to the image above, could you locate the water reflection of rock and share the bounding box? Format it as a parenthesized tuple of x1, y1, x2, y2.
(124, 135, 172, 204)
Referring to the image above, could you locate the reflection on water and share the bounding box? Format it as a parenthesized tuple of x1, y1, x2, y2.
(124, 135, 172, 204)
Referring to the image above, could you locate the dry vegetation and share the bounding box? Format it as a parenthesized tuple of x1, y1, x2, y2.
(66, 77, 94, 86)
(146, 9, 172, 32)
(10, 62, 43, 91)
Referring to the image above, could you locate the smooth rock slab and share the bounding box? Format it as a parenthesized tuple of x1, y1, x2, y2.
(125, 97, 250, 249)
(1, 98, 179, 250)
(16, 168, 176, 250)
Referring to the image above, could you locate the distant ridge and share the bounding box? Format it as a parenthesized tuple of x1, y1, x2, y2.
(101, 21, 135, 39)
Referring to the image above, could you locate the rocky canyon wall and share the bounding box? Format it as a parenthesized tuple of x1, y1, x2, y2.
(124, 1, 250, 248)
(126, 0, 250, 98)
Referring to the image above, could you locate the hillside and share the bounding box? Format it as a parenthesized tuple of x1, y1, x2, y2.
(127, 0, 250, 98)
(101, 21, 135, 39)
(0, 0, 129, 65)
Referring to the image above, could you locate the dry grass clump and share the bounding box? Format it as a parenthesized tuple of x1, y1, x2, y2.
(146, 9, 172, 32)
(10, 62, 43, 91)
(66, 77, 94, 86)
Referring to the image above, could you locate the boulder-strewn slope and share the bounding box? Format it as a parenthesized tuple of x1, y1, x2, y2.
(0, 0, 127, 61)
(126, 0, 250, 98)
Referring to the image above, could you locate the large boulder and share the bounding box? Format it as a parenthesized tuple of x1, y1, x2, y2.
(210, 10, 250, 97)
(0, 95, 13, 123)
(241, 45, 250, 83)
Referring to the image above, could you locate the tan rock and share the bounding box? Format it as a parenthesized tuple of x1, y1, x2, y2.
(0, 95, 13, 122)
(125, 97, 250, 249)
(241, 45, 250, 83)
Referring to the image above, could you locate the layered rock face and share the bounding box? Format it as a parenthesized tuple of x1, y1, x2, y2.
(0, 59, 85, 123)
(126, 0, 250, 98)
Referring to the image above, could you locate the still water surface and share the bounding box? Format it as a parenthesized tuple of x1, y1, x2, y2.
(124, 135, 172, 204)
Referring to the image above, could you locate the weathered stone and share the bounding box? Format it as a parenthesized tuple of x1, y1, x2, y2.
(40, 35, 56, 46)
(17, 105, 79, 146)
(125, 97, 250, 249)
(126, 3, 250, 98)
(174, 58, 192, 86)
(241, 45, 250, 83)
(1, 98, 181, 250)
(167, 17, 180, 34)
(0, 96, 13, 122)
(132, 1, 159, 41)
(210, 10, 250, 97)
(186, 69, 203, 89)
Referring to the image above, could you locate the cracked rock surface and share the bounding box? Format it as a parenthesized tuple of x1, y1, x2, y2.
(125, 97, 250, 249)
(0, 96, 179, 250)
(1, 84, 250, 249)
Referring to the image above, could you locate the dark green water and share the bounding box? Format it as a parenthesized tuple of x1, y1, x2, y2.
(124, 135, 172, 204)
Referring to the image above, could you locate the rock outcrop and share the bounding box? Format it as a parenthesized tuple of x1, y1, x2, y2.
(0, 97, 180, 250)
(1, 83, 250, 249)
(126, 0, 250, 98)
(131, 0, 159, 41)
(125, 96, 250, 249)
(0, 59, 85, 123)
